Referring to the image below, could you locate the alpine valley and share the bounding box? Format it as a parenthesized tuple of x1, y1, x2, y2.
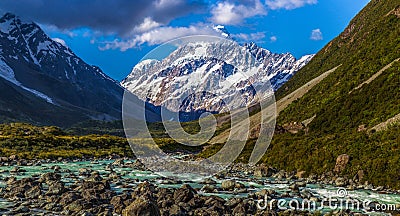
(0, 13, 313, 126)
(0, 0, 399, 215)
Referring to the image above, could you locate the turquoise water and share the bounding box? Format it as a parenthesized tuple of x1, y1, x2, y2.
(0, 160, 398, 215)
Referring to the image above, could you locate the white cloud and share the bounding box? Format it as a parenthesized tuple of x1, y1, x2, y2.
(310, 28, 323, 40)
(134, 17, 162, 33)
(232, 32, 266, 42)
(100, 24, 220, 51)
(154, 0, 182, 9)
(52, 38, 67, 47)
(270, 36, 277, 42)
(265, 0, 317, 10)
(40, 24, 77, 38)
(210, 0, 266, 25)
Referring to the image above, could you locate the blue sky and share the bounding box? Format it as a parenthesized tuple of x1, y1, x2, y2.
(0, 0, 370, 81)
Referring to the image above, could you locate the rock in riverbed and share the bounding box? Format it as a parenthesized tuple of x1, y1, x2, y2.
(122, 197, 160, 216)
(221, 180, 245, 191)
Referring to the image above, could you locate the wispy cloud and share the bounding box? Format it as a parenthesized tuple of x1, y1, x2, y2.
(210, 0, 266, 25)
(39, 24, 78, 38)
(232, 32, 266, 42)
(52, 38, 67, 47)
(270, 36, 277, 42)
(100, 24, 220, 51)
(265, 0, 317, 10)
(133, 17, 162, 33)
(310, 28, 323, 40)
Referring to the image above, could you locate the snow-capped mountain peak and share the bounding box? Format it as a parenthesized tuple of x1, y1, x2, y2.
(122, 37, 314, 114)
(0, 13, 33, 33)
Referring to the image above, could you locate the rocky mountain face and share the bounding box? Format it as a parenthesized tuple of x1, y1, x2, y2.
(122, 37, 313, 114)
(0, 13, 124, 126)
(244, 42, 314, 90)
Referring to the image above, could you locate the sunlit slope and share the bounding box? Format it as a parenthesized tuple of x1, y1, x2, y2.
(210, 65, 341, 144)
(202, 0, 400, 188)
(276, 0, 399, 132)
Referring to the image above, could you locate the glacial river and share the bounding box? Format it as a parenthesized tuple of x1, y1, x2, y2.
(0, 160, 398, 215)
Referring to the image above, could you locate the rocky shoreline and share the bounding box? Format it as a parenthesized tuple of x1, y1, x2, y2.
(0, 155, 398, 215)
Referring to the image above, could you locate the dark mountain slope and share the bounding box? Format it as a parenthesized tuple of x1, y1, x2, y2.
(0, 13, 124, 126)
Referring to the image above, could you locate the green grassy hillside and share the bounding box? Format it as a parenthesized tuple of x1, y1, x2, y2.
(261, 0, 400, 188)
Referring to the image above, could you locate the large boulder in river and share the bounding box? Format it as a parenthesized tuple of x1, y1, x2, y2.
(59, 192, 82, 206)
(112, 158, 124, 166)
(221, 180, 236, 190)
(335, 177, 348, 187)
(111, 194, 131, 214)
(79, 180, 111, 192)
(254, 165, 275, 178)
(221, 180, 245, 191)
(334, 154, 350, 173)
(24, 185, 42, 199)
(134, 182, 156, 196)
(295, 171, 306, 179)
(353, 170, 365, 182)
(122, 197, 160, 216)
(46, 180, 66, 195)
(9, 155, 18, 160)
(39, 172, 61, 184)
(173, 184, 196, 203)
(5, 177, 39, 199)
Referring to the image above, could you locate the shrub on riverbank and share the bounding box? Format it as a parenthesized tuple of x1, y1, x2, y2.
(0, 123, 204, 159)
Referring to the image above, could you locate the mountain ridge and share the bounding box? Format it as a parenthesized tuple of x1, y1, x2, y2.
(122, 37, 313, 114)
(0, 13, 124, 126)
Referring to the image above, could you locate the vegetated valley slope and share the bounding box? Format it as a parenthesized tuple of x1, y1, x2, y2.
(262, 0, 400, 188)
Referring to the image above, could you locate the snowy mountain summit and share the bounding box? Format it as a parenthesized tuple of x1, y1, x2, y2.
(122, 34, 314, 114)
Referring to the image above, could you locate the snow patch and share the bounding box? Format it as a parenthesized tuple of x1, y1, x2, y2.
(96, 67, 118, 83)
(25, 28, 38, 40)
(64, 69, 69, 79)
(0, 58, 54, 104)
(133, 59, 159, 72)
(52, 38, 67, 47)
(7, 35, 16, 41)
(0, 19, 13, 34)
(0, 58, 16, 81)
